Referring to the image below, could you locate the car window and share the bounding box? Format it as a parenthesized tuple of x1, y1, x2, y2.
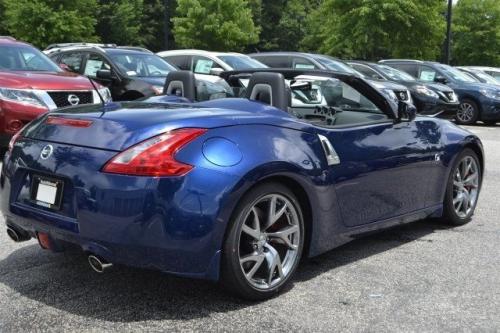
(60, 52, 85, 73)
(418, 65, 438, 82)
(163, 55, 190, 70)
(292, 57, 317, 69)
(435, 64, 476, 83)
(109, 53, 175, 77)
(289, 76, 388, 127)
(84, 53, 111, 77)
(192, 56, 223, 74)
(253, 56, 290, 68)
(376, 64, 416, 81)
(0, 45, 61, 72)
(350, 64, 384, 80)
(388, 63, 418, 77)
(485, 71, 500, 81)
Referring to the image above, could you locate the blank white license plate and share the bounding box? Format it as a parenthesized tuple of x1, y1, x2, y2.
(36, 181, 58, 205)
(31, 176, 63, 209)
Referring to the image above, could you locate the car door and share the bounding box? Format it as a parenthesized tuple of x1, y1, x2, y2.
(308, 78, 441, 227)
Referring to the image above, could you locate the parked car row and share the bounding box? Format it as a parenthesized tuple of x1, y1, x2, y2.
(1, 36, 499, 150)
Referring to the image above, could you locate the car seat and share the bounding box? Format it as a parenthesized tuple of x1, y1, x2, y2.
(163, 70, 197, 101)
(245, 72, 290, 112)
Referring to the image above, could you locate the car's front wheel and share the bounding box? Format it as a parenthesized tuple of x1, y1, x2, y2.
(442, 149, 482, 225)
(221, 182, 304, 300)
(456, 99, 479, 125)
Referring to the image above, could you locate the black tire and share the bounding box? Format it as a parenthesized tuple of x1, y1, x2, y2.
(441, 148, 482, 225)
(483, 120, 497, 126)
(221, 182, 305, 300)
(455, 99, 479, 125)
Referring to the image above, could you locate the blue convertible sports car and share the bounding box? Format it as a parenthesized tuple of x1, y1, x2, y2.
(0, 69, 484, 300)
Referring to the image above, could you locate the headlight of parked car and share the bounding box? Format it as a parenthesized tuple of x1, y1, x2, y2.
(415, 85, 439, 99)
(98, 87, 113, 102)
(480, 89, 500, 100)
(0, 87, 47, 108)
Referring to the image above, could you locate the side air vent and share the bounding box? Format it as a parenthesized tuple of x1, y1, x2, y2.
(318, 134, 340, 166)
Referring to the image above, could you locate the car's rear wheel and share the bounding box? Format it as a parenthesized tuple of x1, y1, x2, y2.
(442, 149, 481, 225)
(221, 182, 304, 300)
(456, 99, 479, 125)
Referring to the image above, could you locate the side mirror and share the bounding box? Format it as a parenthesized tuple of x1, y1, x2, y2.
(96, 69, 113, 81)
(209, 68, 224, 76)
(434, 76, 448, 84)
(397, 101, 417, 122)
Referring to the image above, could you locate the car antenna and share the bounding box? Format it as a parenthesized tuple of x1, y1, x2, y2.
(88, 77, 105, 106)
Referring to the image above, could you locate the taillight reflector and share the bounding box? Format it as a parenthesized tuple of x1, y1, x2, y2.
(102, 128, 207, 177)
(46, 116, 93, 128)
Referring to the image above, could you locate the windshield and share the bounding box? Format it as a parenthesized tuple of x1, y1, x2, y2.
(109, 53, 175, 77)
(437, 64, 477, 83)
(0, 45, 61, 72)
(315, 57, 360, 75)
(217, 55, 267, 70)
(375, 64, 416, 81)
(473, 71, 499, 84)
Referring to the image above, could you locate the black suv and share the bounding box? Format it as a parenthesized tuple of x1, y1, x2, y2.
(44, 43, 177, 101)
(348, 61, 459, 117)
(380, 60, 500, 125)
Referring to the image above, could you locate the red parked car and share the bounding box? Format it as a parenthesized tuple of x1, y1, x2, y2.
(0, 37, 111, 149)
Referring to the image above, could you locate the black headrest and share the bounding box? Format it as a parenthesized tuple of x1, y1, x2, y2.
(163, 71, 196, 101)
(245, 72, 289, 112)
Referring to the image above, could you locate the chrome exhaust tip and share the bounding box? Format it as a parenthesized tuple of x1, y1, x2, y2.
(88, 255, 113, 273)
(6, 227, 30, 242)
(6, 227, 19, 242)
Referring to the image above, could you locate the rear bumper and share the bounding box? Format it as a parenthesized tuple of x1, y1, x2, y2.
(0, 146, 240, 281)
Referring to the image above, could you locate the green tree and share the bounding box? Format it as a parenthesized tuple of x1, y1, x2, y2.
(96, 0, 144, 47)
(304, 0, 446, 61)
(172, 0, 259, 51)
(0, 0, 8, 35)
(452, 0, 500, 66)
(3, 0, 99, 48)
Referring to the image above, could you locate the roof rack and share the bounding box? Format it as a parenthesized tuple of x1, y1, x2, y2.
(44, 42, 117, 51)
(0, 36, 16, 41)
(115, 46, 153, 53)
(379, 59, 424, 63)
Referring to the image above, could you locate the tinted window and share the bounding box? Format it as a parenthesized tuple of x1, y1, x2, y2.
(292, 57, 317, 69)
(163, 55, 190, 70)
(350, 64, 384, 80)
(435, 64, 476, 83)
(375, 64, 416, 81)
(484, 71, 500, 81)
(0, 45, 61, 72)
(84, 53, 111, 77)
(192, 56, 223, 74)
(418, 65, 439, 82)
(60, 52, 85, 73)
(253, 56, 290, 68)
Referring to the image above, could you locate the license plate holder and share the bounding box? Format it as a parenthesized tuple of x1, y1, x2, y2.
(30, 175, 64, 210)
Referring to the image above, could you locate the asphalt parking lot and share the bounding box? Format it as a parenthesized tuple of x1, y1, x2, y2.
(0, 124, 499, 332)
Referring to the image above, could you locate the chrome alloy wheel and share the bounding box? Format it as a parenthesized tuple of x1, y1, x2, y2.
(457, 102, 476, 123)
(453, 156, 480, 218)
(238, 194, 301, 290)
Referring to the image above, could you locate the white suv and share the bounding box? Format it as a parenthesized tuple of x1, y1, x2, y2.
(157, 49, 267, 82)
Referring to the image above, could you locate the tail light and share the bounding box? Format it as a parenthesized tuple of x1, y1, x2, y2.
(102, 128, 206, 177)
(46, 116, 93, 128)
